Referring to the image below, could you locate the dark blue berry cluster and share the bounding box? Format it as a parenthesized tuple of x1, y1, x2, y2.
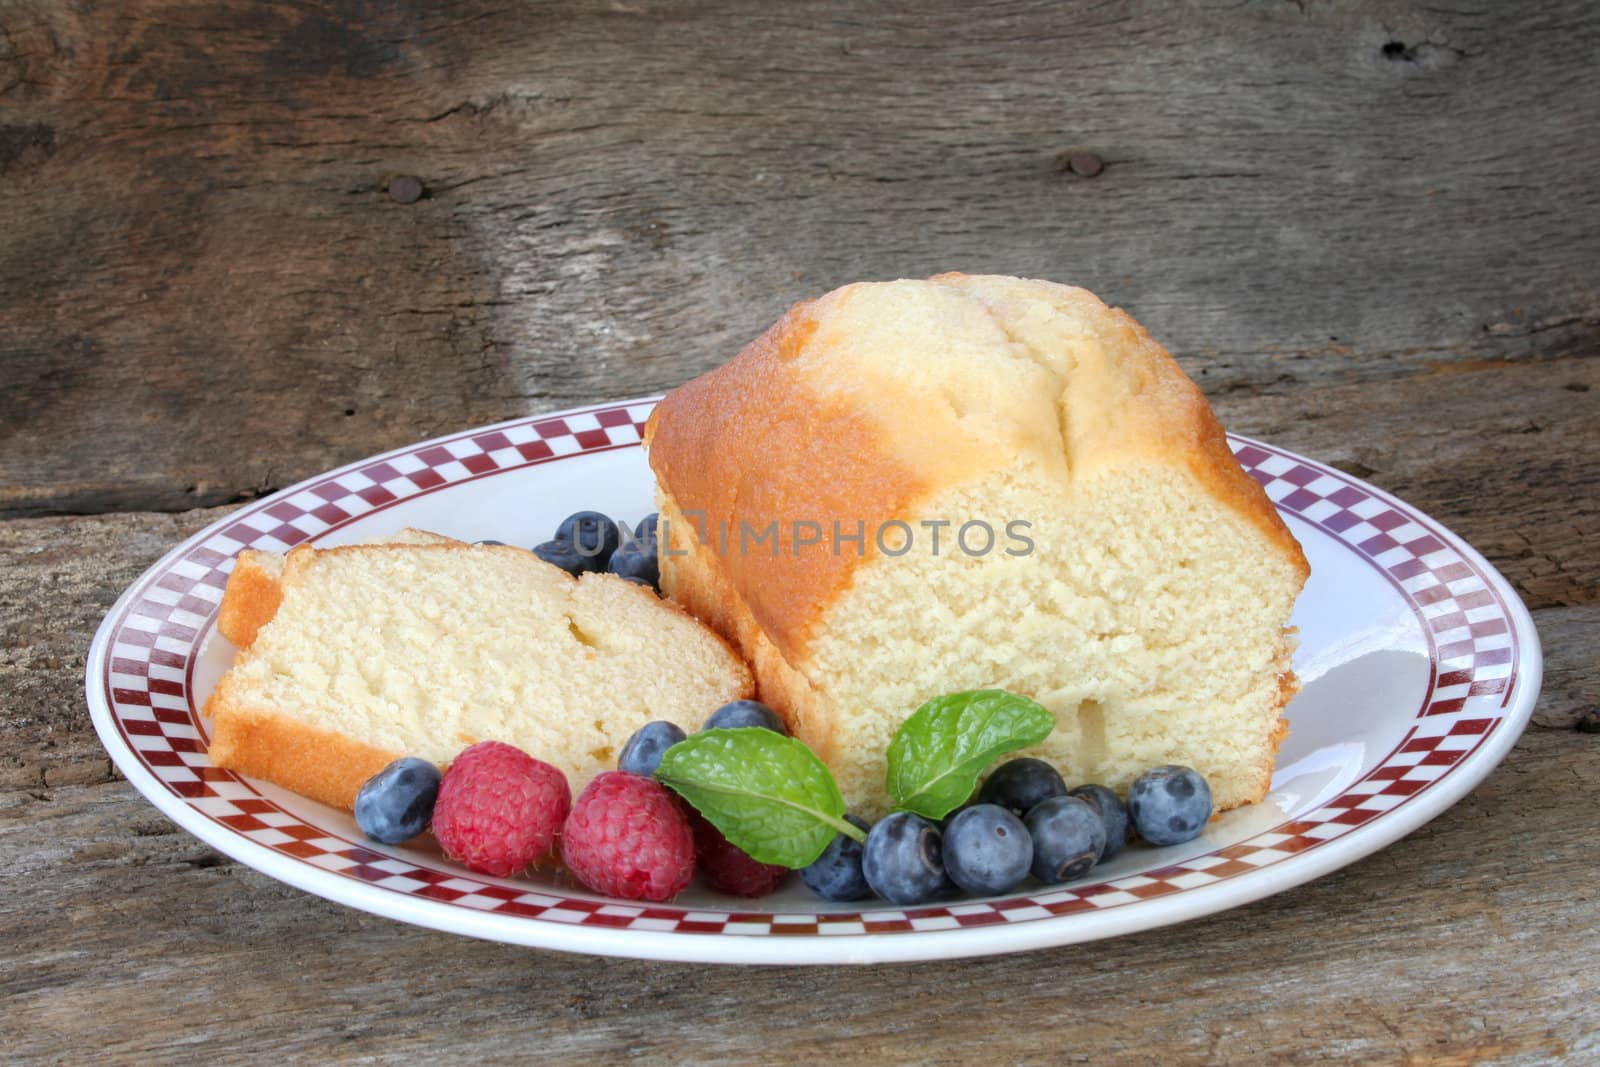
(534, 511, 662, 592)
(816, 761, 1211, 906)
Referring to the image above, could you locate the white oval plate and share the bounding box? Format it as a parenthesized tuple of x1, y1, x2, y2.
(86, 397, 1542, 964)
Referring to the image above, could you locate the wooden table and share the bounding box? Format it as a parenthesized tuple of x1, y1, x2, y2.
(3, 1, 1596, 1061)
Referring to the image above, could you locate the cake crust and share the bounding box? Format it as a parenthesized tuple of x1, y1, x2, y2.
(206, 701, 400, 812)
(645, 304, 930, 665)
(215, 550, 286, 649)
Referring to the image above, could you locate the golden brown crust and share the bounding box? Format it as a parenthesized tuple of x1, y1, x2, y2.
(1235, 644, 1302, 808)
(656, 491, 838, 766)
(204, 691, 403, 812)
(646, 302, 929, 663)
(215, 550, 283, 649)
(925, 273, 1308, 584)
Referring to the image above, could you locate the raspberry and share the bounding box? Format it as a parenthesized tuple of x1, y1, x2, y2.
(561, 772, 695, 902)
(688, 809, 789, 898)
(432, 741, 570, 878)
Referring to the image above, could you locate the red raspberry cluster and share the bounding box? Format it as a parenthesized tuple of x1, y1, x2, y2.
(427, 742, 783, 902)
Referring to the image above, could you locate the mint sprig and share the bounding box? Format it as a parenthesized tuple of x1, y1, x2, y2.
(653, 690, 1054, 872)
(885, 690, 1055, 820)
(656, 729, 867, 869)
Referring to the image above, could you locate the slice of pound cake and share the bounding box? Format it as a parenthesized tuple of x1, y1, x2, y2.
(645, 273, 1309, 818)
(204, 541, 752, 810)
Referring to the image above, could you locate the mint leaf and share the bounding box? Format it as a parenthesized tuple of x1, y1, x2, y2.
(886, 690, 1055, 819)
(656, 729, 865, 869)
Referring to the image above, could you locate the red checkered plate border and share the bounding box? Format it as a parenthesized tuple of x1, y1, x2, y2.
(86, 397, 1543, 964)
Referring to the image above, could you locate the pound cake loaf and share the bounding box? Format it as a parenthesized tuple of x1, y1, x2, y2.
(204, 541, 752, 810)
(645, 273, 1308, 817)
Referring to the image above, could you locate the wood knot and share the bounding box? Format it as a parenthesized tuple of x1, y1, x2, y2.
(387, 175, 425, 204)
(1056, 150, 1105, 178)
(0, 122, 56, 173)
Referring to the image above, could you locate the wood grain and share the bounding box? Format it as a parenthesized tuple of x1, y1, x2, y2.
(2, 0, 1597, 516)
(2, 0, 1597, 1061)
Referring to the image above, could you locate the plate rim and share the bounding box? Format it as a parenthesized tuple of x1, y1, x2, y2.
(85, 397, 1544, 964)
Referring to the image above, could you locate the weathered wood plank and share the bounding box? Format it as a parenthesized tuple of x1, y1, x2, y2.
(3, 1, 1596, 1061)
(1217, 355, 1599, 612)
(2, 0, 1597, 515)
(0, 508, 205, 791)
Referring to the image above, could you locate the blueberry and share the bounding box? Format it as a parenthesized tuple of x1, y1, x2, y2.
(635, 513, 659, 543)
(703, 699, 787, 734)
(617, 721, 687, 777)
(1068, 784, 1131, 862)
(1024, 795, 1106, 884)
(473, 539, 506, 546)
(862, 812, 956, 905)
(608, 538, 660, 589)
(978, 757, 1067, 819)
(801, 814, 873, 901)
(533, 538, 601, 576)
(942, 804, 1032, 896)
(1127, 765, 1212, 846)
(354, 757, 441, 844)
(555, 511, 622, 567)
